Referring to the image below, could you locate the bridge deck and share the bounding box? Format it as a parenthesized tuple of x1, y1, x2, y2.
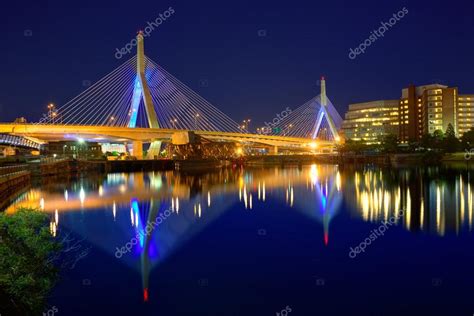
(0, 124, 337, 148)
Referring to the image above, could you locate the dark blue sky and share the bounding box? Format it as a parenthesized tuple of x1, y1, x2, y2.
(0, 0, 473, 127)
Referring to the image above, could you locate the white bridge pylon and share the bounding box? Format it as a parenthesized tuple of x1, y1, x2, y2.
(268, 77, 342, 141)
(128, 31, 159, 129)
(311, 77, 340, 141)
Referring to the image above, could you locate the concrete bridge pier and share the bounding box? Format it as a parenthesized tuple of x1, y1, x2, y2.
(132, 141, 144, 159)
(273, 146, 279, 154)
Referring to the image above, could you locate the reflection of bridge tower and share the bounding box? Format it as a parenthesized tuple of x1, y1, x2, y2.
(128, 31, 161, 158)
(311, 77, 340, 141)
(308, 165, 343, 245)
(130, 198, 165, 302)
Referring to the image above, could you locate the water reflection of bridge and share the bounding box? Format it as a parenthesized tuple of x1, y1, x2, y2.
(6, 165, 473, 237)
(5, 168, 338, 213)
(4, 165, 474, 302)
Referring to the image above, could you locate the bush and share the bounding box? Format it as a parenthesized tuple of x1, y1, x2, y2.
(0, 208, 61, 315)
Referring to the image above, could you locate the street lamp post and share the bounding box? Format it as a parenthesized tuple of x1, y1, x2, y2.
(52, 112, 58, 124)
(171, 118, 178, 129)
(47, 103, 55, 122)
(285, 124, 293, 136)
(194, 114, 200, 130)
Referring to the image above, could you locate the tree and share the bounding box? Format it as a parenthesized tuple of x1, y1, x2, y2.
(445, 123, 456, 139)
(338, 139, 370, 154)
(420, 133, 434, 149)
(442, 123, 460, 152)
(432, 130, 445, 150)
(380, 134, 399, 153)
(0, 208, 61, 315)
(461, 127, 474, 149)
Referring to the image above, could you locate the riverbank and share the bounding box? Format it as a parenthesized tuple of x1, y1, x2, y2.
(244, 152, 474, 168)
(0, 165, 31, 210)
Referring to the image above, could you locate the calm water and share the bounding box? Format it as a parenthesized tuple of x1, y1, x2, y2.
(4, 164, 474, 315)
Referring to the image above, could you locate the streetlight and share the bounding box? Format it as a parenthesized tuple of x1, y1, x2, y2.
(194, 114, 200, 130)
(52, 111, 58, 124)
(171, 118, 178, 129)
(47, 103, 55, 122)
(242, 119, 251, 131)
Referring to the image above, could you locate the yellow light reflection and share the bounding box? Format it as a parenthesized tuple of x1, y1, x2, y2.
(79, 188, 86, 205)
(290, 187, 294, 207)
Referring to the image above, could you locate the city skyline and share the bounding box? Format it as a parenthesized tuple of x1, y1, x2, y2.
(1, 0, 473, 127)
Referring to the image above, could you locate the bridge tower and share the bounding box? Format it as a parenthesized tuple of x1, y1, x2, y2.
(128, 31, 161, 158)
(128, 31, 159, 128)
(311, 77, 340, 141)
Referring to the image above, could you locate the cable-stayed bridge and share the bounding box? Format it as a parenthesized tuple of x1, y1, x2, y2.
(0, 32, 342, 157)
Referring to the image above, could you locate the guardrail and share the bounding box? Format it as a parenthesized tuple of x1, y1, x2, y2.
(0, 164, 29, 177)
(0, 133, 42, 149)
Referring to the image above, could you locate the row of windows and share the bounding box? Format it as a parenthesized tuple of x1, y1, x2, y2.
(427, 90, 443, 95)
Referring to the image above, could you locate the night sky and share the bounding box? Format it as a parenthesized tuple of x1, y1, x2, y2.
(1, 0, 473, 127)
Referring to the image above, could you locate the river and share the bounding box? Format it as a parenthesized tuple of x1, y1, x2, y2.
(3, 164, 474, 315)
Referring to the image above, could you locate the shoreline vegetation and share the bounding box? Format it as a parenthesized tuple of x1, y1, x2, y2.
(337, 124, 474, 166)
(0, 208, 61, 315)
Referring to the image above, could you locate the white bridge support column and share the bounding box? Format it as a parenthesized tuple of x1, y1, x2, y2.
(146, 140, 161, 159)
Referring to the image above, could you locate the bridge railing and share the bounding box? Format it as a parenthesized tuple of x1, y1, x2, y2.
(0, 164, 29, 178)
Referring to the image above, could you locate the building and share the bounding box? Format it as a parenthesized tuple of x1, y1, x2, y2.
(399, 84, 474, 142)
(343, 84, 474, 145)
(341, 100, 399, 144)
(399, 84, 456, 142)
(457, 94, 474, 135)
